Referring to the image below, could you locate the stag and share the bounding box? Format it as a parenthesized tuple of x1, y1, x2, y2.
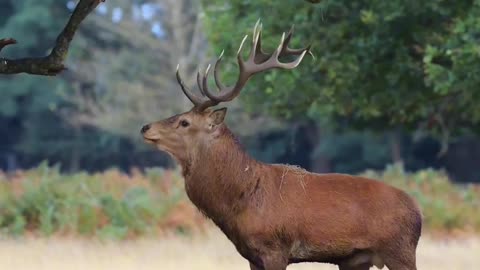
(141, 22, 422, 270)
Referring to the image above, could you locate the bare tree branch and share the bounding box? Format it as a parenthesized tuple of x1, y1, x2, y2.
(0, 0, 105, 76)
(0, 38, 17, 53)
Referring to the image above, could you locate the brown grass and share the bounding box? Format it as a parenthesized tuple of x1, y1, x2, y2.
(0, 228, 478, 270)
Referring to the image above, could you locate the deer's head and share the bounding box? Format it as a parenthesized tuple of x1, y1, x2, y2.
(141, 21, 310, 161)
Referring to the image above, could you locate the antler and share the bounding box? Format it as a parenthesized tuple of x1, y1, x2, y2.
(176, 20, 311, 112)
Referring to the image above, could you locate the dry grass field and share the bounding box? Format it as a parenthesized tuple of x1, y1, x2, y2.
(0, 229, 478, 270)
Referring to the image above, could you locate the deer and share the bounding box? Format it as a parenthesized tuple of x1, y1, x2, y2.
(141, 21, 422, 270)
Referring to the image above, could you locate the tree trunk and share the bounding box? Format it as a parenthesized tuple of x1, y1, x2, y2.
(390, 130, 403, 167)
(6, 153, 17, 172)
(69, 126, 81, 172)
(302, 120, 331, 173)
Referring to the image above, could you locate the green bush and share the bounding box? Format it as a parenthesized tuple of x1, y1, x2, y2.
(0, 162, 196, 240)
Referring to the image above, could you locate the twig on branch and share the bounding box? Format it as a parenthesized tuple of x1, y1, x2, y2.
(0, 38, 17, 53)
(0, 0, 106, 76)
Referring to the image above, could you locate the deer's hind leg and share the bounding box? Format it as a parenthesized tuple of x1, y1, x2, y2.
(383, 255, 416, 270)
(380, 244, 417, 270)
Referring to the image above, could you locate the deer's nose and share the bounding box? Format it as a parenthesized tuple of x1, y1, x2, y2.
(141, 124, 151, 134)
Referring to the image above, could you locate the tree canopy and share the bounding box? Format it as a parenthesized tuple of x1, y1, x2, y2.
(201, 0, 480, 139)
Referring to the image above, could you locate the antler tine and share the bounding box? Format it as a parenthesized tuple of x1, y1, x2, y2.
(198, 35, 249, 103)
(280, 25, 311, 56)
(196, 69, 206, 97)
(252, 21, 271, 63)
(202, 64, 231, 102)
(236, 34, 249, 57)
(206, 23, 310, 102)
(252, 28, 311, 70)
(176, 64, 206, 106)
(213, 50, 228, 92)
(278, 49, 308, 69)
(248, 20, 261, 61)
(176, 22, 310, 111)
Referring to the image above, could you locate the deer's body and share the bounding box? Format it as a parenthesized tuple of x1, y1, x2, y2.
(179, 125, 421, 270)
(142, 22, 422, 270)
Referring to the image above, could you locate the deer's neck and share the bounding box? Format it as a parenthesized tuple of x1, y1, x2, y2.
(180, 125, 261, 225)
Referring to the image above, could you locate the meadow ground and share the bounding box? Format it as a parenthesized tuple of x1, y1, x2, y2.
(0, 229, 478, 270)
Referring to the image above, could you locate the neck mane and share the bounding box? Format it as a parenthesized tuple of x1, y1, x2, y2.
(178, 125, 262, 225)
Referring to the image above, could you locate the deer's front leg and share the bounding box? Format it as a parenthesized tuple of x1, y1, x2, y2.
(249, 262, 263, 270)
(250, 253, 287, 270)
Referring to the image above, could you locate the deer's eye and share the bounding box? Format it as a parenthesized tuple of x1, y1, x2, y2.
(180, 120, 190, 127)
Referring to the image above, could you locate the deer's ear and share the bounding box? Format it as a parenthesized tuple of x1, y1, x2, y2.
(209, 107, 227, 125)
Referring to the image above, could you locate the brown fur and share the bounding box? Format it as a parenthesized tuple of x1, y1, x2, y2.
(142, 108, 422, 270)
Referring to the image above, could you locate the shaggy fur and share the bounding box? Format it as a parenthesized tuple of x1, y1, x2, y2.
(142, 108, 422, 270)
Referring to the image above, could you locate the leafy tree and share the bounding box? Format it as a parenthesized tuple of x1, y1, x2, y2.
(201, 0, 480, 140)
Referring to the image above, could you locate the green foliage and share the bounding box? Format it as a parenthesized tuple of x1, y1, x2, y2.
(201, 0, 480, 135)
(0, 163, 195, 240)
